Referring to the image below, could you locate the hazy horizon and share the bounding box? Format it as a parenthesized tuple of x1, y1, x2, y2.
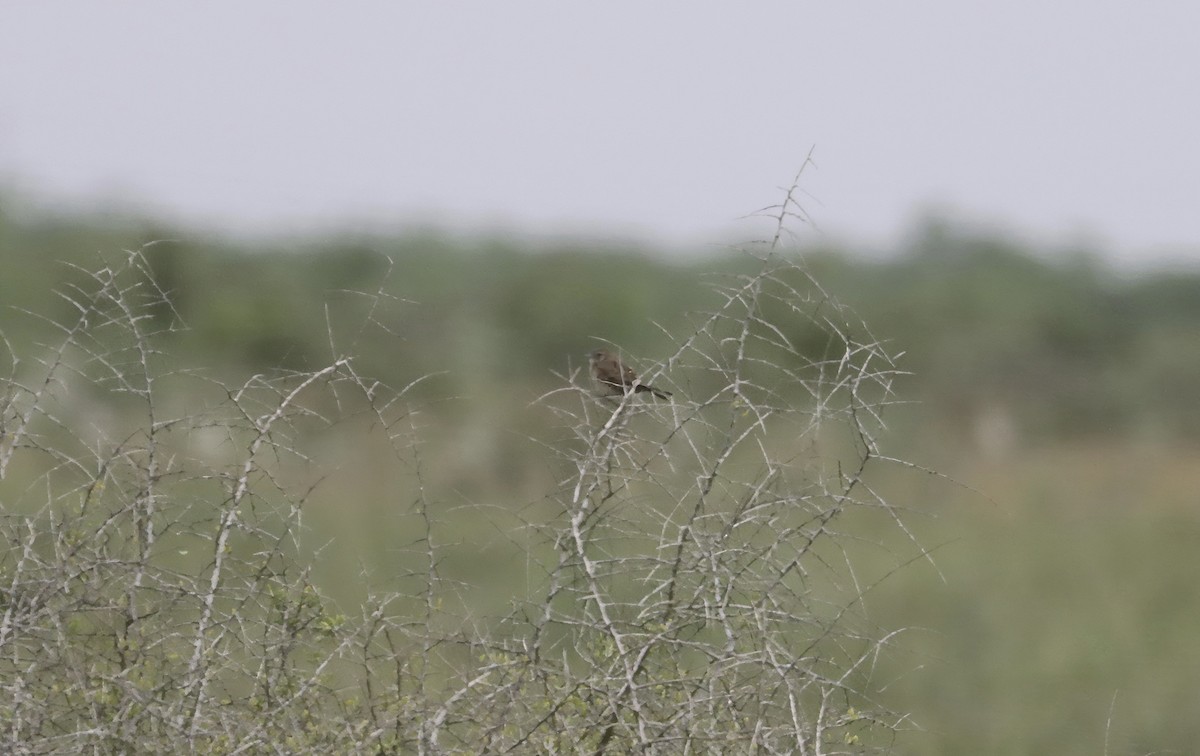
(4, 2, 1198, 267)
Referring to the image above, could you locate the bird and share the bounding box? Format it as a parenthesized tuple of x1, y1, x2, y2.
(587, 349, 672, 400)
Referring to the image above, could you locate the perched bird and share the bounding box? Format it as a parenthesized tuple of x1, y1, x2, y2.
(588, 349, 672, 400)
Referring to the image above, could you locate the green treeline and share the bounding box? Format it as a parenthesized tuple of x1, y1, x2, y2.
(3, 206, 1198, 445)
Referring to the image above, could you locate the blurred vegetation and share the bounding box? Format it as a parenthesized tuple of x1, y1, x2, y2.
(3, 198, 1200, 754)
(4, 204, 1199, 449)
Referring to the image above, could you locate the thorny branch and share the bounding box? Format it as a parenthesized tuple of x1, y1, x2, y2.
(0, 172, 927, 754)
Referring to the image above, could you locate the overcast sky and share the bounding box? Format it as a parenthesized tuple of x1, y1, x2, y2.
(2, 2, 1197, 264)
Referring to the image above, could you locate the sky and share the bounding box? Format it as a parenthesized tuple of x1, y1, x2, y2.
(2, 2, 1198, 265)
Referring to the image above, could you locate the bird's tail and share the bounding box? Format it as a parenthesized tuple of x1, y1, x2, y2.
(638, 384, 672, 400)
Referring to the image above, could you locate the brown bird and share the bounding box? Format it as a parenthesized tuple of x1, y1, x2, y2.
(588, 349, 672, 400)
